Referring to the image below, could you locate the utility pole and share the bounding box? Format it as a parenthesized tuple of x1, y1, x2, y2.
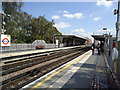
(117, 0, 120, 82)
(1, 12, 6, 34)
(114, 0, 120, 82)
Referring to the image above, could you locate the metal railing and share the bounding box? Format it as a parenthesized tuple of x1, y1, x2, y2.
(0, 43, 64, 52)
(0, 44, 36, 52)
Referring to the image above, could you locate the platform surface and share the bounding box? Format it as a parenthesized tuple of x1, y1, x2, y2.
(21, 49, 108, 89)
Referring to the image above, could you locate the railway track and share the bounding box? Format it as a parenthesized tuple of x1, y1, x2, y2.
(0, 46, 90, 89)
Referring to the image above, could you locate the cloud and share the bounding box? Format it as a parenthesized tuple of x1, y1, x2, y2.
(63, 10, 69, 13)
(93, 17, 101, 21)
(54, 22, 71, 29)
(71, 28, 85, 33)
(58, 10, 69, 13)
(67, 28, 92, 38)
(51, 15, 60, 19)
(63, 13, 84, 19)
(96, 0, 113, 8)
(63, 14, 74, 18)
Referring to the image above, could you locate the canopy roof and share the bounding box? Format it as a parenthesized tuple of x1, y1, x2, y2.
(91, 34, 112, 41)
(55, 35, 86, 41)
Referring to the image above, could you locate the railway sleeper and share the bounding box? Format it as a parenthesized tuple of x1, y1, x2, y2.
(28, 69, 40, 76)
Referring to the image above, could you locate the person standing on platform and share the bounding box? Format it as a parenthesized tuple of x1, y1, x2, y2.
(97, 43, 100, 55)
(100, 41, 104, 53)
(112, 42, 118, 76)
(91, 43, 95, 55)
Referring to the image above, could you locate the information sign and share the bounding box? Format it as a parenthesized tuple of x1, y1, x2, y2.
(1, 34, 11, 46)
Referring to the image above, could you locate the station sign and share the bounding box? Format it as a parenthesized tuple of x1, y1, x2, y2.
(1, 34, 11, 46)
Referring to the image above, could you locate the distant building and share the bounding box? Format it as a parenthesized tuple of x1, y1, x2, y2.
(86, 39, 92, 45)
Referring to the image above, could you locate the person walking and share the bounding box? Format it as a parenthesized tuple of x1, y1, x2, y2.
(91, 43, 95, 55)
(97, 43, 100, 55)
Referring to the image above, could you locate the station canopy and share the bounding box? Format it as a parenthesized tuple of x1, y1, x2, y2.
(55, 35, 86, 41)
(91, 34, 112, 41)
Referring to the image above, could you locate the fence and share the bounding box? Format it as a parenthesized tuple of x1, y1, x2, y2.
(0, 43, 64, 52)
(0, 44, 36, 52)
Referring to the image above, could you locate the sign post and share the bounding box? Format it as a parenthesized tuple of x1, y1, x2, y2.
(56, 39, 59, 48)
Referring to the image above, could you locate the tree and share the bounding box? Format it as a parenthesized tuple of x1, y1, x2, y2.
(2, 2, 23, 43)
(2, 2, 62, 43)
(30, 16, 62, 43)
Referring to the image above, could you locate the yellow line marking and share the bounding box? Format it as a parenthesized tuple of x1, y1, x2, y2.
(31, 50, 91, 89)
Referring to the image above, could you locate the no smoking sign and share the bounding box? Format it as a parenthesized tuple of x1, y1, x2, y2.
(1, 34, 11, 46)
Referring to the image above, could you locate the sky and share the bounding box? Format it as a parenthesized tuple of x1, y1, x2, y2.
(21, 0, 118, 40)
(0, 2, 1, 12)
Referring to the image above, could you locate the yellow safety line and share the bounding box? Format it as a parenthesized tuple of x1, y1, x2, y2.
(31, 50, 91, 89)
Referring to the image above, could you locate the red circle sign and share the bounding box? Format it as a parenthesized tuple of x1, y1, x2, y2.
(2, 38, 10, 45)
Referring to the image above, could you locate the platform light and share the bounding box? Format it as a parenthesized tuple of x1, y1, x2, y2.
(103, 28, 108, 36)
(103, 28, 107, 30)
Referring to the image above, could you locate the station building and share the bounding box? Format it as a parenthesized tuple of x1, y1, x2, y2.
(55, 35, 86, 47)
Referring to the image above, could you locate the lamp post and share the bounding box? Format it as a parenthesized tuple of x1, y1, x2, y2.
(1, 11, 11, 34)
(53, 33, 56, 48)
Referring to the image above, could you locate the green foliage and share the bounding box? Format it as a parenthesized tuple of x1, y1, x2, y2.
(2, 2, 62, 43)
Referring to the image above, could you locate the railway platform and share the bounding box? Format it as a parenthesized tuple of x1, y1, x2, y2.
(21, 49, 109, 89)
